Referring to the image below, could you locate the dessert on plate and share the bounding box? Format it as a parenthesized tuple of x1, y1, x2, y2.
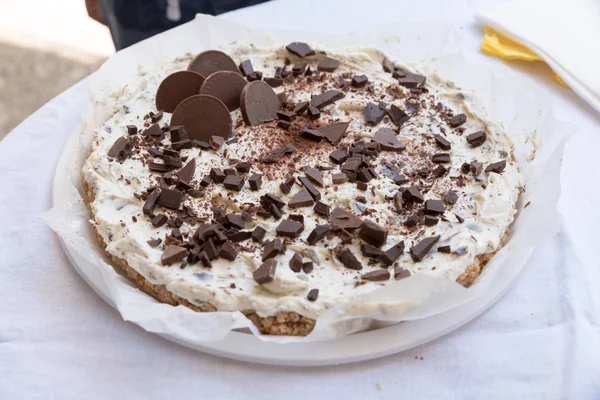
(82, 41, 523, 336)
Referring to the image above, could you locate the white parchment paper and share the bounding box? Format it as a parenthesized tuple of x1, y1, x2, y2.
(43, 15, 575, 344)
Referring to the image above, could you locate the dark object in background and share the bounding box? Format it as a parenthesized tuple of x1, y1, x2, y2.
(97, 0, 270, 50)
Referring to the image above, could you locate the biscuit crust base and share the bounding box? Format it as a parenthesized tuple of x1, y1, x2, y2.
(82, 177, 509, 336)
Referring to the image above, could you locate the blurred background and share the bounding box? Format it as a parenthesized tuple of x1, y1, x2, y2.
(0, 0, 113, 139)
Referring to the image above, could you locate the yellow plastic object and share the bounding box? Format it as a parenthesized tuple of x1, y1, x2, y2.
(481, 27, 567, 87)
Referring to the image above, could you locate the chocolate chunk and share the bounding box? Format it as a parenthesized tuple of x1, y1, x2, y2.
(320, 122, 349, 144)
(276, 219, 304, 238)
(155, 71, 205, 113)
(382, 57, 394, 73)
(278, 120, 291, 130)
(330, 207, 363, 230)
(392, 192, 403, 213)
(223, 175, 245, 191)
(454, 213, 465, 223)
(425, 199, 445, 215)
(208, 168, 225, 184)
(247, 71, 263, 81)
(157, 188, 183, 210)
(188, 50, 239, 77)
(288, 187, 315, 208)
(434, 134, 452, 150)
(163, 155, 183, 169)
(239, 59, 254, 76)
(449, 113, 467, 128)
(361, 243, 383, 258)
(192, 139, 211, 149)
(170, 126, 188, 142)
(403, 186, 424, 203)
(161, 245, 188, 266)
(199, 70, 247, 112)
(485, 160, 506, 174)
(293, 101, 310, 114)
(280, 174, 295, 194)
(143, 123, 162, 137)
(292, 62, 307, 76)
(357, 182, 368, 191)
(175, 159, 196, 183)
(209, 135, 225, 149)
(307, 288, 319, 301)
(229, 230, 252, 242)
(302, 261, 313, 273)
(352, 75, 368, 87)
(307, 224, 331, 245)
(364, 102, 385, 126)
(252, 226, 267, 243)
(378, 241, 405, 266)
(171, 95, 232, 142)
(387, 105, 410, 126)
(424, 215, 438, 226)
(286, 42, 315, 58)
(235, 161, 251, 174)
(394, 267, 411, 280)
(269, 204, 283, 220)
(225, 214, 245, 230)
(310, 90, 344, 109)
(361, 270, 390, 281)
(197, 250, 212, 268)
(432, 165, 448, 178)
(438, 245, 451, 253)
(289, 214, 304, 224)
(373, 127, 405, 151)
(171, 139, 193, 150)
(246, 173, 262, 191)
(254, 259, 278, 284)
(307, 106, 321, 119)
(305, 167, 324, 187)
(276, 110, 295, 122)
(466, 130, 486, 147)
(219, 242, 238, 261)
(202, 239, 219, 260)
(261, 193, 286, 209)
(148, 147, 163, 158)
(289, 253, 303, 272)
(240, 81, 281, 127)
(341, 159, 360, 173)
(446, 190, 458, 205)
(262, 239, 285, 260)
(471, 161, 483, 176)
(265, 77, 283, 87)
(107, 137, 132, 160)
(147, 238, 162, 248)
(301, 127, 323, 141)
(332, 173, 349, 184)
(410, 235, 441, 262)
(359, 219, 388, 247)
(432, 153, 451, 164)
(151, 213, 168, 228)
(339, 248, 362, 270)
(317, 58, 340, 72)
(329, 149, 348, 165)
(298, 177, 321, 201)
(143, 190, 160, 216)
(397, 72, 426, 88)
(126, 125, 138, 135)
(313, 201, 330, 217)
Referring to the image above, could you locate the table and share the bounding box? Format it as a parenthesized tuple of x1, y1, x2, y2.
(1, 0, 599, 398)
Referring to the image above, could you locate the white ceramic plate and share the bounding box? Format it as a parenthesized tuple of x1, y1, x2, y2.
(53, 126, 524, 366)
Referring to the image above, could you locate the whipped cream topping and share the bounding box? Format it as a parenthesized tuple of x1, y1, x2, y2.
(82, 44, 523, 319)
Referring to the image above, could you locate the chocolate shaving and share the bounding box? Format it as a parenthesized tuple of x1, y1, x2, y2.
(361, 270, 390, 281)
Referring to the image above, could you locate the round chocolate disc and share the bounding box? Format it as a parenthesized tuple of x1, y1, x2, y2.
(199, 71, 247, 111)
(240, 81, 281, 127)
(171, 95, 232, 142)
(188, 50, 240, 78)
(155, 71, 205, 113)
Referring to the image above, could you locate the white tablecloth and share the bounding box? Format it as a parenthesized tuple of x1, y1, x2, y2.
(1, 0, 599, 398)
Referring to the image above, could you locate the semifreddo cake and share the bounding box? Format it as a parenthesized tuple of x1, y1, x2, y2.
(82, 41, 523, 336)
